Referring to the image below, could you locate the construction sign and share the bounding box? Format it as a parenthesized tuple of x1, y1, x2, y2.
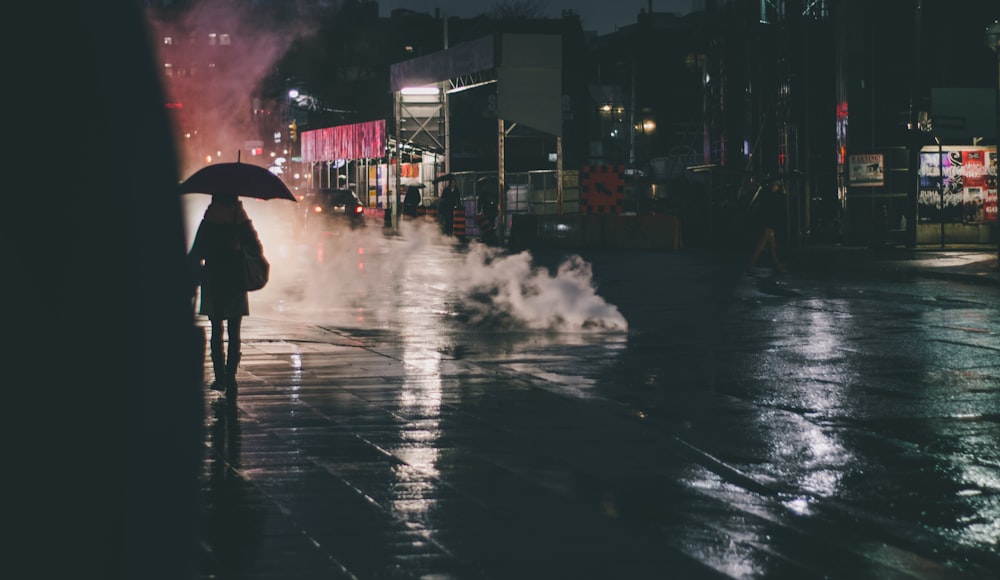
(580, 164, 625, 214)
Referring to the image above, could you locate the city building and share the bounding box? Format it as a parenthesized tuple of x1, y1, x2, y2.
(146, 0, 998, 248)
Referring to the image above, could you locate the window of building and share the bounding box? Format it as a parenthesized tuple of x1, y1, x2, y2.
(220, 34, 230, 45)
(760, 0, 785, 24)
(685, 53, 706, 71)
(163, 36, 173, 46)
(760, 1, 828, 23)
(802, 0, 829, 20)
(208, 33, 217, 46)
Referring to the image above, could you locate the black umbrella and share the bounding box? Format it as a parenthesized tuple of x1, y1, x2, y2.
(476, 175, 500, 194)
(179, 158, 296, 201)
(432, 173, 456, 184)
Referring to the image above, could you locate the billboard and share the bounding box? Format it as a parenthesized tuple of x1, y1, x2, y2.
(848, 153, 884, 187)
(918, 146, 997, 225)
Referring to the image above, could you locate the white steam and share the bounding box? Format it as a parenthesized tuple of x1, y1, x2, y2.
(187, 204, 628, 334)
(453, 244, 628, 331)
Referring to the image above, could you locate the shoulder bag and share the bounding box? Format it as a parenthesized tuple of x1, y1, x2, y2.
(243, 247, 269, 291)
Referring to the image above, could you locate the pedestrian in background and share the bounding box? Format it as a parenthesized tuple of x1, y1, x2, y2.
(439, 177, 460, 235)
(746, 177, 786, 273)
(476, 184, 499, 244)
(402, 185, 421, 219)
(189, 192, 265, 400)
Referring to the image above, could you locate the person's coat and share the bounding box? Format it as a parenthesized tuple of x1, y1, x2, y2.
(477, 190, 498, 222)
(189, 201, 263, 319)
(402, 186, 421, 217)
(439, 184, 459, 214)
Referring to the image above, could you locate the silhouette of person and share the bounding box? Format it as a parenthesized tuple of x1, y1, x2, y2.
(189, 192, 265, 400)
(746, 177, 786, 273)
(402, 185, 421, 218)
(476, 185, 499, 243)
(439, 177, 460, 235)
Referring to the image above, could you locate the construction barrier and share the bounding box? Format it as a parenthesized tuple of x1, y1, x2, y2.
(508, 214, 683, 251)
(452, 208, 466, 239)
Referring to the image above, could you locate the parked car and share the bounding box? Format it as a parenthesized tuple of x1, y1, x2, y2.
(303, 188, 366, 232)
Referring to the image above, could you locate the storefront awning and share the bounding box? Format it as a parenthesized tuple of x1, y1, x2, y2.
(390, 33, 562, 137)
(300, 119, 386, 163)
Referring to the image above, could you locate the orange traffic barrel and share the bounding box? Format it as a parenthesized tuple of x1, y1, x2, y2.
(453, 208, 466, 238)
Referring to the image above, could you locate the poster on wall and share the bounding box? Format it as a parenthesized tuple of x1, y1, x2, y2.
(988, 151, 999, 223)
(848, 154, 884, 187)
(368, 164, 387, 208)
(918, 146, 997, 224)
(962, 150, 986, 224)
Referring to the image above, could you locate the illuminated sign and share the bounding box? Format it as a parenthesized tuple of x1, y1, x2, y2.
(848, 154, 884, 187)
(918, 146, 997, 224)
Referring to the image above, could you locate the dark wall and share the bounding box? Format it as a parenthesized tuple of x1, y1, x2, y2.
(9, 2, 202, 578)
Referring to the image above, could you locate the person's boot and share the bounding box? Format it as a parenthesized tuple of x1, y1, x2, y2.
(209, 342, 226, 392)
(224, 353, 241, 399)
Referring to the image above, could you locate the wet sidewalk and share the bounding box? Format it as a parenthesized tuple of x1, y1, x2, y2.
(197, 244, 999, 579)
(787, 244, 1000, 287)
(199, 320, 728, 579)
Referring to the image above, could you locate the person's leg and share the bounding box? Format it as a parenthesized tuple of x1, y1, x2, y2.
(768, 230, 785, 271)
(747, 230, 768, 270)
(765, 228, 784, 270)
(224, 316, 242, 397)
(209, 318, 226, 391)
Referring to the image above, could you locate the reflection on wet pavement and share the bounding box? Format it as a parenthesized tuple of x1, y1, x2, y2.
(196, 238, 1000, 578)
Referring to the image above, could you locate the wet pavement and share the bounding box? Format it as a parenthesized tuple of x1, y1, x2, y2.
(197, 237, 999, 579)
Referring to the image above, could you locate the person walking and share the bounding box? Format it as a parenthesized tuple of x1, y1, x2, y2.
(189, 192, 265, 400)
(746, 177, 786, 273)
(438, 177, 460, 235)
(476, 184, 499, 244)
(402, 185, 422, 219)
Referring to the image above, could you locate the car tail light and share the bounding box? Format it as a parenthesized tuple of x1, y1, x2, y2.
(312, 205, 324, 214)
(353, 205, 364, 215)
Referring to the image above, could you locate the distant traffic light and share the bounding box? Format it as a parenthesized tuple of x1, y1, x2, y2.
(289, 120, 297, 142)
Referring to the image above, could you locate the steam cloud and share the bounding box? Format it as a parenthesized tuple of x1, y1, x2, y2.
(234, 210, 629, 334)
(147, 0, 317, 176)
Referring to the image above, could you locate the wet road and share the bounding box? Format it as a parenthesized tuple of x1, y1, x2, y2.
(199, 220, 1000, 579)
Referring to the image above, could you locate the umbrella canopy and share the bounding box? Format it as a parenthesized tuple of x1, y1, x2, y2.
(178, 161, 296, 201)
(476, 175, 500, 192)
(432, 173, 456, 184)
